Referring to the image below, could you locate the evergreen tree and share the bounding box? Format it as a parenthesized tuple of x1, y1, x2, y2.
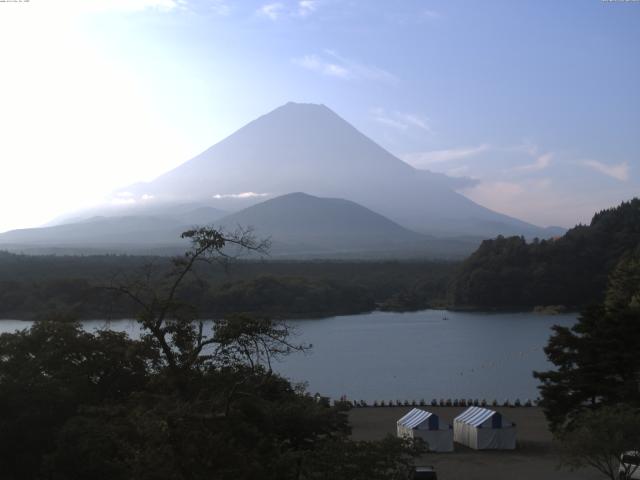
(534, 248, 640, 432)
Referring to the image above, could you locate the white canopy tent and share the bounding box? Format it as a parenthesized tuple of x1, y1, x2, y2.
(396, 408, 454, 452)
(453, 406, 516, 450)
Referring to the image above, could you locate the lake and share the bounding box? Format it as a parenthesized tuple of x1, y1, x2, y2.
(0, 309, 576, 402)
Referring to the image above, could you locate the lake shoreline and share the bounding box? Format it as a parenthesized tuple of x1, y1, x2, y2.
(0, 305, 579, 322)
(349, 406, 600, 480)
(0, 310, 577, 401)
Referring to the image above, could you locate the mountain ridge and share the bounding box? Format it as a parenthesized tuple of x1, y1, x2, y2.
(0, 192, 481, 258)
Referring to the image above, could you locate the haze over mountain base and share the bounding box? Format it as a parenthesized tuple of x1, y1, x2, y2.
(0, 103, 565, 258)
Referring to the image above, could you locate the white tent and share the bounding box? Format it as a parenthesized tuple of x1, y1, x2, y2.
(453, 406, 516, 450)
(397, 408, 454, 452)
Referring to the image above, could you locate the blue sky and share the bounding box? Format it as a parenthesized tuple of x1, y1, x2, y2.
(0, 0, 638, 231)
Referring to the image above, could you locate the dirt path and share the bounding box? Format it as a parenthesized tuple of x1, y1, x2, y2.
(349, 406, 604, 480)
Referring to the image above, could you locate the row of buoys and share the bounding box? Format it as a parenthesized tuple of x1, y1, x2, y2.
(333, 397, 537, 408)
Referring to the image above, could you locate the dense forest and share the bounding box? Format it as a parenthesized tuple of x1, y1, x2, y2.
(0, 252, 454, 319)
(448, 199, 640, 309)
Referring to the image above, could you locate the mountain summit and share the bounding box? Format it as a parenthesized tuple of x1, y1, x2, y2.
(125, 102, 417, 204)
(121, 102, 553, 238)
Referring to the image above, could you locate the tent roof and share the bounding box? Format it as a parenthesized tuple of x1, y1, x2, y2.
(397, 408, 435, 429)
(454, 406, 497, 427)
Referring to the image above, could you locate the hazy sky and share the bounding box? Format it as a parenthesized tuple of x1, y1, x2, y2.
(1, 0, 639, 232)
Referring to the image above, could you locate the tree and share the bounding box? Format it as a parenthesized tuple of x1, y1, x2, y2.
(0, 320, 153, 479)
(0, 226, 426, 480)
(559, 405, 640, 480)
(299, 435, 425, 480)
(107, 226, 271, 374)
(604, 248, 640, 313)
(448, 198, 640, 309)
(534, 248, 640, 432)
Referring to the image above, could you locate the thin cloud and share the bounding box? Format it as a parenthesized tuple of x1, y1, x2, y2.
(298, 0, 318, 17)
(82, 0, 182, 13)
(464, 180, 525, 199)
(581, 160, 629, 181)
(209, 0, 231, 15)
(370, 108, 432, 133)
(293, 55, 350, 78)
(505, 140, 539, 157)
(390, 8, 442, 25)
(111, 197, 137, 205)
(113, 191, 155, 202)
(324, 50, 399, 84)
(402, 144, 490, 167)
(257, 2, 285, 20)
(461, 179, 560, 227)
(514, 153, 553, 172)
(293, 50, 398, 84)
(213, 192, 270, 199)
(371, 111, 408, 130)
(73, 0, 232, 16)
(257, 1, 318, 20)
(397, 113, 431, 132)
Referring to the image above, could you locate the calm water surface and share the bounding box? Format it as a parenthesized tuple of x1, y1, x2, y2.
(0, 310, 575, 402)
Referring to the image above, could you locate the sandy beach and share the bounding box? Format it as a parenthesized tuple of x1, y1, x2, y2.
(349, 406, 603, 480)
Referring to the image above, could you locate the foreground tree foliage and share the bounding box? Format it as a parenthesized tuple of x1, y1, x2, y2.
(559, 405, 640, 480)
(0, 322, 153, 479)
(300, 436, 426, 480)
(534, 247, 640, 432)
(0, 228, 424, 480)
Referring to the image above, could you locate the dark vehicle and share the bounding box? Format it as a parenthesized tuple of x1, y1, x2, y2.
(413, 465, 438, 480)
(620, 452, 640, 479)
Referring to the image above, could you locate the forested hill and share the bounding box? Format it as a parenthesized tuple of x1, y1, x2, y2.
(447, 198, 640, 309)
(0, 253, 455, 320)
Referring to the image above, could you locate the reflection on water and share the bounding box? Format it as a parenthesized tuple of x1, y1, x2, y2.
(279, 310, 576, 402)
(0, 309, 575, 401)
